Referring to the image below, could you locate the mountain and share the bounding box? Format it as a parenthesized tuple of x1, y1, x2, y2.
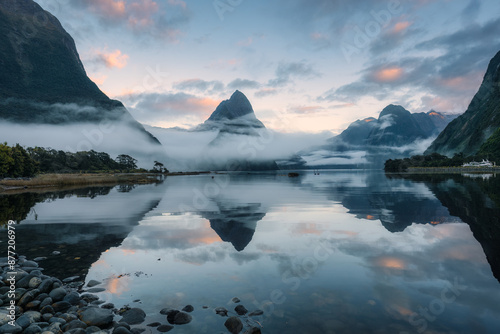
(331, 105, 453, 149)
(195, 91, 279, 171)
(196, 90, 265, 134)
(426, 50, 500, 157)
(0, 0, 166, 166)
(282, 105, 455, 169)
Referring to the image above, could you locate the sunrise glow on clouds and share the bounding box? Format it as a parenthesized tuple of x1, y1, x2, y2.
(34, 0, 500, 133)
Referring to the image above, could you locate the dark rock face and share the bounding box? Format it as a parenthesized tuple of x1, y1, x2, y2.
(426, 50, 500, 157)
(0, 0, 162, 147)
(207, 90, 259, 122)
(192, 90, 279, 171)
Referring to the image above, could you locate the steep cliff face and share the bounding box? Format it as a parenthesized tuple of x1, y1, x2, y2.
(0, 0, 166, 166)
(0, 0, 158, 135)
(426, 50, 500, 157)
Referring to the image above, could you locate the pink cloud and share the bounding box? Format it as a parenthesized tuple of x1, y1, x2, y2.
(95, 49, 129, 69)
(371, 67, 405, 83)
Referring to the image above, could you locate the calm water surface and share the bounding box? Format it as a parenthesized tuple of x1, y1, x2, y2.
(1, 171, 500, 334)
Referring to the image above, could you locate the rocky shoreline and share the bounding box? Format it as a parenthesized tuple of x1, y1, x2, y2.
(0, 256, 263, 334)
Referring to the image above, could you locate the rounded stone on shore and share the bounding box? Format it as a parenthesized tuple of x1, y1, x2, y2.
(29, 277, 43, 289)
(113, 326, 132, 334)
(224, 316, 243, 334)
(49, 287, 67, 302)
(0, 322, 23, 333)
(64, 291, 81, 305)
(24, 324, 43, 334)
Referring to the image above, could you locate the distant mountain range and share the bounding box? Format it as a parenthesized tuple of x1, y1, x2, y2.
(426, 50, 500, 158)
(334, 105, 454, 149)
(278, 105, 456, 169)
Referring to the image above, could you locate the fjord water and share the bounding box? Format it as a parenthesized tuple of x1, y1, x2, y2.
(2, 171, 500, 333)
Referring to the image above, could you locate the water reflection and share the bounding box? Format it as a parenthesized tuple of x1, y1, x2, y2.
(1, 172, 500, 333)
(0, 184, 164, 278)
(200, 202, 265, 251)
(391, 173, 500, 282)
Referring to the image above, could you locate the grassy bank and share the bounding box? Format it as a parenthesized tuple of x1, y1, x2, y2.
(0, 173, 164, 192)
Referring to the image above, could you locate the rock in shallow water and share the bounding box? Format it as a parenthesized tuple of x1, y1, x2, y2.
(248, 309, 264, 316)
(234, 305, 248, 315)
(86, 280, 102, 288)
(78, 307, 114, 327)
(157, 324, 174, 332)
(173, 312, 192, 325)
(182, 304, 194, 313)
(215, 307, 228, 316)
(119, 308, 146, 325)
(224, 316, 243, 334)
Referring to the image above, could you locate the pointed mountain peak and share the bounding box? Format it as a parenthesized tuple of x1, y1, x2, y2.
(207, 90, 255, 121)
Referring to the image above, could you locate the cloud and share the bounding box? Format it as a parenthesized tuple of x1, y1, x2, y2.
(461, 0, 481, 23)
(371, 66, 405, 83)
(320, 17, 500, 113)
(289, 105, 325, 115)
(227, 78, 261, 90)
(119, 92, 219, 125)
(172, 79, 225, 94)
(73, 0, 190, 42)
(254, 88, 279, 98)
(93, 49, 129, 69)
(268, 61, 320, 87)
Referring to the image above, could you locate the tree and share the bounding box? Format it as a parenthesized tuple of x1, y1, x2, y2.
(115, 154, 137, 171)
(152, 161, 168, 173)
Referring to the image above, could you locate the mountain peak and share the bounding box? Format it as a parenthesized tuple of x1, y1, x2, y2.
(207, 90, 255, 122)
(379, 104, 411, 118)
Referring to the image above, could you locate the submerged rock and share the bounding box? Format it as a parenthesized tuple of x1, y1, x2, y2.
(224, 316, 243, 334)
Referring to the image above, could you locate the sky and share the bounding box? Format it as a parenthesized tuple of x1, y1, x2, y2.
(34, 0, 500, 134)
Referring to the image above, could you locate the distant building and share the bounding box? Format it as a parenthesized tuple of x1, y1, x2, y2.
(462, 159, 494, 167)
